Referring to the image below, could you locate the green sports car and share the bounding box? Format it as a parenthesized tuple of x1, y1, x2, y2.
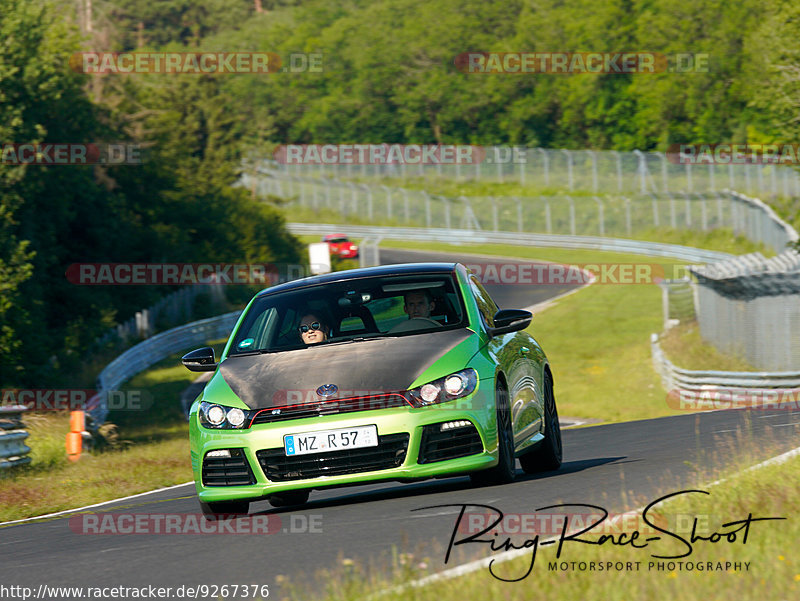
(182, 262, 562, 517)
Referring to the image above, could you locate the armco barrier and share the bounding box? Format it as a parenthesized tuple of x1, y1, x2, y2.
(287, 223, 734, 263)
(0, 406, 32, 470)
(90, 311, 241, 425)
(651, 333, 800, 396)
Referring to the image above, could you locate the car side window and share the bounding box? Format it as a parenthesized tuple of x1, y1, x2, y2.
(234, 306, 278, 350)
(469, 275, 497, 328)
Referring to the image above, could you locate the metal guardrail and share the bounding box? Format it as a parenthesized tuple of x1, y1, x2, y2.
(90, 311, 241, 425)
(0, 406, 31, 470)
(94, 285, 210, 347)
(639, 195, 800, 371)
(651, 333, 800, 393)
(288, 223, 734, 264)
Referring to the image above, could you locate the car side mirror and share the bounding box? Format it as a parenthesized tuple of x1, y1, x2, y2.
(181, 347, 218, 372)
(488, 309, 532, 338)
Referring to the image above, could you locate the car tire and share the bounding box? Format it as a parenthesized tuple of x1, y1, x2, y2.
(519, 371, 562, 473)
(470, 383, 516, 486)
(268, 490, 310, 508)
(200, 500, 250, 520)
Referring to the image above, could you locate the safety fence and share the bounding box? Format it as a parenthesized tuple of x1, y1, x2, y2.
(92, 280, 226, 348)
(251, 146, 800, 198)
(658, 278, 697, 331)
(0, 406, 31, 470)
(689, 248, 800, 371)
(246, 168, 796, 254)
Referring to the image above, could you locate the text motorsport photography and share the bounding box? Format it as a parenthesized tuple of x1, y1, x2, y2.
(416, 489, 784, 582)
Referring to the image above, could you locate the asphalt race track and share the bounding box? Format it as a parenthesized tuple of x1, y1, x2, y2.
(378, 247, 581, 310)
(2, 248, 798, 598)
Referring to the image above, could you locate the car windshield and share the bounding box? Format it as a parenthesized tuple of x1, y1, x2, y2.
(228, 272, 466, 354)
(326, 237, 348, 243)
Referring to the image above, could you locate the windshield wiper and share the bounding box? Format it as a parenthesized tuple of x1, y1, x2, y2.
(325, 334, 395, 345)
(229, 349, 273, 356)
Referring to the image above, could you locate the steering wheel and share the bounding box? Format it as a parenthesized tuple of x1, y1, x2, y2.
(388, 317, 442, 333)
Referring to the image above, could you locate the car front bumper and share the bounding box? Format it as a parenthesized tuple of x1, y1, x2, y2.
(190, 395, 498, 503)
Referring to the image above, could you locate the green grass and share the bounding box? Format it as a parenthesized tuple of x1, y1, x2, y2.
(766, 194, 800, 243)
(0, 343, 232, 522)
(660, 321, 756, 371)
(629, 227, 772, 256)
(0, 433, 191, 523)
(346, 175, 596, 198)
(287, 204, 415, 228)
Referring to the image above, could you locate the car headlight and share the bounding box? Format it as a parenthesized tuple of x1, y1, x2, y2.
(198, 401, 255, 429)
(407, 368, 478, 407)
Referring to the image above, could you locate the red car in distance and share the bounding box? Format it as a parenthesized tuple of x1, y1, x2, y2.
(322, 233, 359, 259)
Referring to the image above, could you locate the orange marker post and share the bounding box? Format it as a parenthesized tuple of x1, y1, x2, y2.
(66, 410, 84, 461)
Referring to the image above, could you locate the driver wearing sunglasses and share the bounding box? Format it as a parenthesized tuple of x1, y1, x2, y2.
(298, 314, 329, 345)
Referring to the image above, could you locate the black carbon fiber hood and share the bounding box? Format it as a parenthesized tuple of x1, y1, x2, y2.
(218, 329, 474, 409)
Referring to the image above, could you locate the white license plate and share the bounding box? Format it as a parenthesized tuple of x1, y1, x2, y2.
(284, 425, 378, 456)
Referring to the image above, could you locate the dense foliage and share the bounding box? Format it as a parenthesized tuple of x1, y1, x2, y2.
(61, 0, 799, 149)
(0, 0, 302, 387)
(2, 0, 799, 387)
(209, 0, 780, 148)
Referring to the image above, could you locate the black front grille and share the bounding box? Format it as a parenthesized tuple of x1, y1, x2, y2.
(250, 394, 410, 426)
(418, 423, 483, 464)
(256, 433, 409, 481)
(202, 449, 256, 486)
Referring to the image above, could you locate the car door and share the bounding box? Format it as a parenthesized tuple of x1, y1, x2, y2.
(466, 274, 543, 447)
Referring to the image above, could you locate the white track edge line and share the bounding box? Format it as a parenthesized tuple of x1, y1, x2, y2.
(0, 481, 194, 526)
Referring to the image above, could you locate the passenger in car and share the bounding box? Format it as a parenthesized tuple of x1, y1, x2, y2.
(298, 314, 329, 345)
